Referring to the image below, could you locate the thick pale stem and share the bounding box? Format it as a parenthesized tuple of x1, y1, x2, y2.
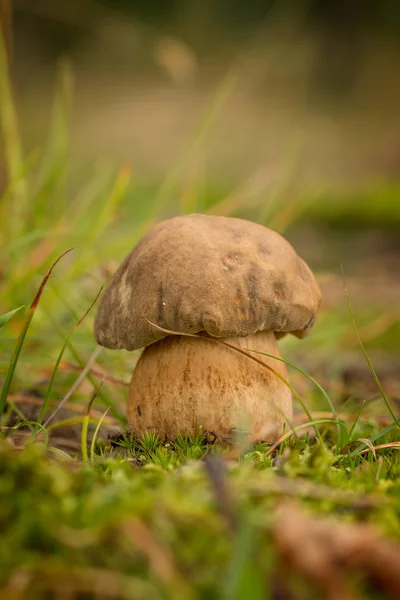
(128, 330, 293, 443)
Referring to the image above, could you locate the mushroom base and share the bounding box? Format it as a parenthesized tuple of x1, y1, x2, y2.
(127, 331, 293, 443)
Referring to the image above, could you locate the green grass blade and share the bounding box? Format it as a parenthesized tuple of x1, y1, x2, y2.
(1, 398, 29, 430)
(81, 412, 90, 462)
(0, 27, 28, 236)
(33, 286, 103, 434)
(350, 422, 400, 458)
(47, 417, 86, 432)
(89, 166, 131, 240)
(222, 521, 265, 600)
(47, 446, 74, 461)
(247, 349, 337, 419)
(342, 266, 400, 429)
(35, 60, 73, 217)
(265, 418, 348, 457)
(247, 349, 342, 449)
(150, 70, 237, 218)
(68, 166, 131, 275)
(46, 290, 125, 422)
(11, 420, 49, 449)
(347, 400, 367, 443)
(0, 305, 24, 328)
(81, 382, 104, 462)
(90, 407, 110, 463)
(0, 249, 73, 418)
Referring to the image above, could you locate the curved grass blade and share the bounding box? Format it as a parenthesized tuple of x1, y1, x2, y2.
(246, 349, 342, 449)
(43, 346, 102, 427)
(265, 418, 348, 458)
(33, 285, 103, 434)
(143, 319, 324, 444)
(341, 265, 400, 455)
(1, 398, 27, 431)
(25, 421, 49, 448)
(342, 265, 399, 427)
(90, 407, 110, 463)
(347, 400, 367, 442)
(247, 350, 336, 417)
(341, 437, 377, 460)
(0, 305, 24, 328)
(0, 248, 73, 418)
(82, 379, 105, 462)
(349, 422, 399, 458)
(46, 417, 89, 432)
(47, 290, 125, 421)
(47, 446, 74, 461)
(10, 420, 50, 449)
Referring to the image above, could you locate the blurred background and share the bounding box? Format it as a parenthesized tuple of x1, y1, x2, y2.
(1, 0, 399, 428)
(5, 0, 400, 183)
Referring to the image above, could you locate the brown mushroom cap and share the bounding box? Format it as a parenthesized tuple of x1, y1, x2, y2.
(94, 214, 322, 350)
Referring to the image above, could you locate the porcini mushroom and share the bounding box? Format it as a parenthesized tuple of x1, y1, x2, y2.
(94, 214, 321, 443)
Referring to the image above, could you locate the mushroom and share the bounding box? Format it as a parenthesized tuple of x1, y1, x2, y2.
(94, 214, 321, 443)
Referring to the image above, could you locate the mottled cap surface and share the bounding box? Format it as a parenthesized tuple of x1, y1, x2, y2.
(94, 214, 322, 350)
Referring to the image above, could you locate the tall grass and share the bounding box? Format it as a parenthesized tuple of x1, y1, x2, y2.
(0, 29, 398, 460)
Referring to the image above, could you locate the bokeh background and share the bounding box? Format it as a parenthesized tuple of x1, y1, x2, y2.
(8, 0, 400, 184)
(1, 0, 400, 430)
